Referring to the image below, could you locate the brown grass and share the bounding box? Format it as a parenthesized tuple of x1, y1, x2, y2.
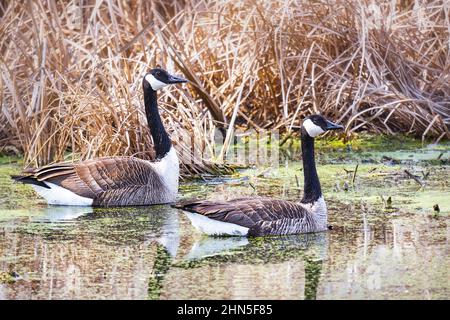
(0, 0, 449, 174)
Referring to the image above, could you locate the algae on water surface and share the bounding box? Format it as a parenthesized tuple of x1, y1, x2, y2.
(0, 138, 449, 299)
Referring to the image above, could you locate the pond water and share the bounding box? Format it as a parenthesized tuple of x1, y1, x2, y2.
(0, 139, 449, 299)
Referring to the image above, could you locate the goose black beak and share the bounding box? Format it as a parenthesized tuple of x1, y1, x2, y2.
(167, 74, 188, 84)
(325, 120, 344, 131)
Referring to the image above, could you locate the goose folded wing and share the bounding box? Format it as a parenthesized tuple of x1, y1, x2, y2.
(22, 157, 162, 198)
(174, 197, 309, 228)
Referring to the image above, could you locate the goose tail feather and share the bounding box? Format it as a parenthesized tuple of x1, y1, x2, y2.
(10, 175, 50, 189)
(171, 199, 203, 212)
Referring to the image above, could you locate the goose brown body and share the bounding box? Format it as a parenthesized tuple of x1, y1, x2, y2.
(173, 197, 328, 236)
(12, 156, 175, 206)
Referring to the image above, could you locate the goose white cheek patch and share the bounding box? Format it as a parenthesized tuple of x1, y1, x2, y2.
(145, 74, 168, 90)
(303, 119, 325, 137)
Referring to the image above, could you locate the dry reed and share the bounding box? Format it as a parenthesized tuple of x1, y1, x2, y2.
(0, 0, 449, 174)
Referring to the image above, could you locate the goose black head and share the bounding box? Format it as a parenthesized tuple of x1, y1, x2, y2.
(144, 68, 187, 91)
(302, 114, 343, 138)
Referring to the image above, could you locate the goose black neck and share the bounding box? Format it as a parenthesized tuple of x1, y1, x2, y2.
(143, 85, 171, 160)
(300, 127, 322, 204)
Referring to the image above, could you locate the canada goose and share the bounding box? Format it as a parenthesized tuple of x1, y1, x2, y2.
(173, 115, 343, 237)
(11, 68, 187, 207)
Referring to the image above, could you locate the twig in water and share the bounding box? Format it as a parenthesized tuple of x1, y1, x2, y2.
(433, 204, 440, 213)
(295, 174, 300, 188)
(352, 164, 359, 184)
(386, 196, 392, 209)
(404, 170, 423, 187)
(421, 171, 430, 180)
(382, 156, 400, 164)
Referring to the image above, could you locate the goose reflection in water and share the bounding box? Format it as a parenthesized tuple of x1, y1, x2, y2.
(31, 205, 92, 223)
(17, 205, 327, 300)
(151, 215, 329, 300)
